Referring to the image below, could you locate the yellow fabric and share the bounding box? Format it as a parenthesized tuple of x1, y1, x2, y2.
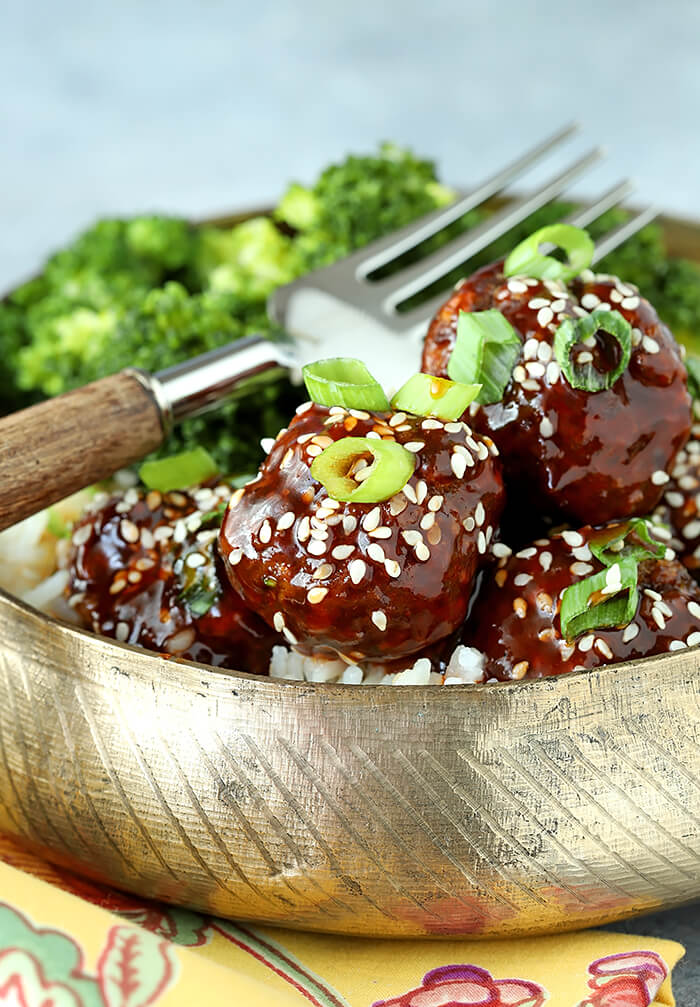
(0, 855, 685, 1007)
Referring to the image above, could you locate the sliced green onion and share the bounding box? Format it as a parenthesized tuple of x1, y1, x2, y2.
(391, 373, 481, 421)
(310, 436, 415, 503)
(139, 447, 218, 493)
(554, 309, 632, 392)
(560, 556, 639, 641)
(504, 224, 594, 283)
(685, 353, 700, 400)
(589, 518, 667, 567)
(302, 358, 389, 411)
(447, 310, 520, 405)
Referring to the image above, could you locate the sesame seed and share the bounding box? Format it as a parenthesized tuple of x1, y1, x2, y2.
(622, 295, 640, 310)
(512, 661, 529, 680)
(546, 361, 560, 384)
(622, 622, 640, 643)
(418, 512, 435, 533)
(167, 628, 196, 653)
(273, 612, 285, 631)
(308, 539, 327, 556)
(514, 573, 532, 587)
(463, 516, 476, 532)
(401, 530, 422, 547)
(476, 440, 489, 461)
(571, 561, 594, 577)
(451, 453, 467, 479)
(307, 587, 328, 605)
(537, 307, 554, 327)
(642, 335, 660, 354)
(389, 494, 407, 516)
(539, 417, 554, 439)
(367, 543, 385, 563)
(72, 524, 92, 547)
(259, 520, 272, 543)
(348, 559, 366, 584)
(415, 542, 430, 562)
(185, 552, 206, 569)
(427, 524, 442, 546)
(596, 639, 614, 660)
(492, 542, 512, 559)
(297, 516, 311, 542)
(521, 379, 540, 391)
(683, 520, 700, 539)
(385, 559, 401, 578)
(562, 530, 585, 548)
(539, 551, 553, 572)
(229, 548, 243, 566)
(389, 412, 407, 427)
(516, 547, 537, 559)
(495, 569, 508, 587)
(651, 470, 670, 486)
(261, 437, 276, 453)
(120, 519, 140, 544)
(526, 361, 545, 379)
(331, 545, 354, 560)
(507, 278, 528, 294)
(513, 365, 527, 383)
(651, 608, 666, 630)
(523, 337, 539, 360)
(343, 515, 358, 534)
(688, 600, 700, 620)
(421, 418, 443, 430)
(404, 441, 425, 454)
(513, 598, 527, 618)
(656, 600, 674, 618)
(114, 621, 129, 642)
(372, 610, 388, 631)
(665, 492, 684, 508)
(536, 591, 553, 613)
(444, 421, 464, 433)
(474, 502, 485, 527)
(679, 475, 699, 491)
(135, 557, 155, 571)
(687, 631, 700, 646)
(537, 342, 553, 363)
(669, 640, 687, 651)
(578, 634, 595, 652)
(550, 298, 567, 312)
(369, 526, 392, 539)
(528, 297, 549, 310)
(581, 293, 600, 310)
(312, 564, 334, 581)
(402, 483, 418, 504)
(477, 531, 487, 554)
(282, 626, 299, 645)
(362, 507, 381, 532)
(427, 494, 443, 512)
(644, 589, 662, 601)
(610, 289, 623, 303)
(277, 511, 295, 531)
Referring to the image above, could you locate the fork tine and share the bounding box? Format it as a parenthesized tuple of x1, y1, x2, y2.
(591, 206, 658, 263)
(351, 122, 581, 278)
(375, 147, 604, 318)
(564, 180, 635, 229)
(398, 197, 656, 334)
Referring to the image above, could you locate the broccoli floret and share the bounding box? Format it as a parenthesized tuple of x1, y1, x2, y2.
(0, 302, 32, 411)
(193, 218, 303, 303)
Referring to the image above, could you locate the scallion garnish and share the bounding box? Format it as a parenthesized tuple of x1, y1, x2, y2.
(553, 310, 632, 392)
(588, 518, 667, 567)
(310, 436, 415, 503)
(302, 358, 389, 411)
(559, 556, 639, 641)
(685, 353, 700, 400)
(391, 373, 481, 421)
(447, 310, 520, 405)
(503, 224, 594, 283)
(139, 447, 219, 493)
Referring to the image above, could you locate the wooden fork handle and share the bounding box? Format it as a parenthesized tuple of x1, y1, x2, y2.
(0, 371, 164, 532)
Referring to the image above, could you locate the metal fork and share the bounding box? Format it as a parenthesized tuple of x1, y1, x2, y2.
(0, 124, 657, 530)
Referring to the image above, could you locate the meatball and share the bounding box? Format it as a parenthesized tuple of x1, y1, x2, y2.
(219, 401, 504, 663)
(651, 423, 700, 576)
(422, 261, 691, 525)
(461, 522, 700, 681)
(65, 483, 277, 675)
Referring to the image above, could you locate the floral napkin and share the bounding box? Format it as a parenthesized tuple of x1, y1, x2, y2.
(0, 832, 684, 1007)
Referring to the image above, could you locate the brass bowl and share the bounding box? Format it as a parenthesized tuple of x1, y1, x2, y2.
(0, 209, 699, 938)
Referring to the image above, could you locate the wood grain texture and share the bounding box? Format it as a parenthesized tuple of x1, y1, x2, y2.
(0, 371, 164, 531)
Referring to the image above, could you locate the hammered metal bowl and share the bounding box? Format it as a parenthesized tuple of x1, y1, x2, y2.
(0, 210, 699, 938)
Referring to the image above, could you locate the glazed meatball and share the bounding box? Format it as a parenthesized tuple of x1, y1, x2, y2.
(219, 401, 504, 663)
(461, 522, 700, 681)
(422, 261, 691, 525)
(65, 483, 277, 675)
(651, 423, 700, 576)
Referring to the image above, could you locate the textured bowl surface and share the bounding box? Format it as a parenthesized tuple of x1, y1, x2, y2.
(0, 209, 699, 937)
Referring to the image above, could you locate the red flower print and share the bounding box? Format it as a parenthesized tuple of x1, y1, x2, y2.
(372, 964, 547, 1007)
(577, 951, 668, 1007)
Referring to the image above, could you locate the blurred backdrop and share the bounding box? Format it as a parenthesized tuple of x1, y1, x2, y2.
(1, 0, 699, 290)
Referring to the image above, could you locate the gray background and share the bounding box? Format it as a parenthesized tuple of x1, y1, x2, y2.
(1, 0, 698, 997)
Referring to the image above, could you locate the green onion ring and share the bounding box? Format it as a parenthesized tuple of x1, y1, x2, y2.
(139, 447, 218, 493)
(302, 358, 389, 411)
(504, 224, 595, 283)
(553, 309, 632, 392)
(447, 310, 520, 405)
(589, 518, 667, 567)
(559, 556, 639, 641)
(310, 436, 415, 503)
(391, 372, 481, 421)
